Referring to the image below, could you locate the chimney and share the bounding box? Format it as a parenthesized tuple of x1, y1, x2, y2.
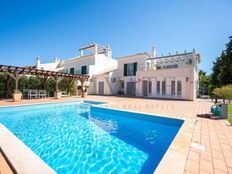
(80, 50, 83, 56)
(94, 44, 98, 55)
(36, 56, 40, 69)
(152, 47, 156, 58)
(54, 57, 59, 63)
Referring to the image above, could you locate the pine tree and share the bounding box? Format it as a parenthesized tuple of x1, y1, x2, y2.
(224, 36, 232, 84)
(218, 51, 228, 85)
(211, 36, 232, 86)
(211, 54, 222, 87)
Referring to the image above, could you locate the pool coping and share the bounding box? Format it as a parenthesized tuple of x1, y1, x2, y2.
(0, 123, 56, 174)
(0, 99, 193, 174)
(0, 99, 110, 109)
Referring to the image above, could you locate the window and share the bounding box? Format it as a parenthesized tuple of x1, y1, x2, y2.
(162, 81, 166, 95)
(157, 81, 160, 95)
(164, 64, 178, 69)
(148, 81, 152, 94)
(70, 68, 75, 74)
(127, 63, 134, 76)
(124, 62, 137, 76)
(177, 80, 182, 95)
(81, 65, 88, 74)
(171, 81, 175, 95)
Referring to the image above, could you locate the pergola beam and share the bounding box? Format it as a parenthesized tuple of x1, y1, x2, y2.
(0, 64, 90, 98)
(0, 64, 88, 79)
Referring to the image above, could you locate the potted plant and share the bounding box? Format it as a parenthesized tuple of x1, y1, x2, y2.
(54, 90, 62, 99)
(13, 90, 22, 102)
(82, 85, 89, 97)
(77, 85, 82, 96)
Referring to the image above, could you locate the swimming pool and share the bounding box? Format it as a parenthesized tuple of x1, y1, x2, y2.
(0, 101, 183, 174)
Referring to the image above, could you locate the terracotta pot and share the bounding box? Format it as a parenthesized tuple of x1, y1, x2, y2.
(54, 92, 62, 99)
(13, 93, 22, 102)
(82, 92, 88, 98)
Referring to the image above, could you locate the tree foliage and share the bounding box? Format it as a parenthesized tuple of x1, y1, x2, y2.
(59, 78, 77, 95)
(212, 84, 232, 103)
(211, 36, 232, 87)
(199, 70, 211, 95)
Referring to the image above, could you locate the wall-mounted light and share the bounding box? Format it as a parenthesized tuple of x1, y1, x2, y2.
(186, 77, 189, 82)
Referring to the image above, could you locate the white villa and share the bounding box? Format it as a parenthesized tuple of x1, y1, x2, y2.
(36, 43, 200, 101)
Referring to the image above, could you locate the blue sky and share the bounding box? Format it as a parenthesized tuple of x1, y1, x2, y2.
(0, 0, 231, 74)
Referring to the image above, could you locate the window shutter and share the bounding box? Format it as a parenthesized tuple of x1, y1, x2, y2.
(133, 62, 137, 76)
(70, 68, 75, 74)
(81, 66, 87, 74)
(124, 64, 127, 76)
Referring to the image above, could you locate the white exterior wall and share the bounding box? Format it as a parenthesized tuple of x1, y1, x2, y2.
(95, 75, 112, 95)
(89, 54, 117, 95)
(35, 45, 200, 100)
(62, 53, 117, 95)
(94, 71, 118, 95)
(36, 58, 62, 71)
(94, 54, 117, 75)
(62, 54, 95, 76)
(117, 53, 148, 77)
(63, 54, 117, 77)
(116, 53, 148, 95)
(136, 67, 197, 100)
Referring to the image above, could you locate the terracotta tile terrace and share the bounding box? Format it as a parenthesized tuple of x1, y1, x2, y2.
(0, 96, 231, 174)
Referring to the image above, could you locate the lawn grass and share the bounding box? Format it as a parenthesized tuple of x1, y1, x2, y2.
(228, 103, 232, 115)
(228, 104, 232, 125)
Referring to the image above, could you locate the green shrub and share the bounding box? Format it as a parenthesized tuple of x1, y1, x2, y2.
(58, 78, 77, 95)
(222, 85, 232, 103)
(229, 104, 232, 115)
(45, 78, 56, 97)
(212, 84, 232, 103)
(0, 74, 77, 99)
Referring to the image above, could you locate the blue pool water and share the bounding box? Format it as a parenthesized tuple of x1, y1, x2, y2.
(0, 101, 183, 174)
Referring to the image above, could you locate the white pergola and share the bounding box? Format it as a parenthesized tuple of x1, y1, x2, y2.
(146, 52, 194, 64)
(79, 43, 111, 55)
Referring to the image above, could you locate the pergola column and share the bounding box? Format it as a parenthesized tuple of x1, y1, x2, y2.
(67, 77, 75, 95)
(55, 75, 61, 92)
(6, 75, 10, 98)
(80, 76, 88, 98)
(7, 71, 21, 92)
(15, 72, 19, 91)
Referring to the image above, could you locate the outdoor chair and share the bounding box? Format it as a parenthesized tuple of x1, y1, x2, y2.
(22, 89, 29, 99)
(38, 90, 46, 99)
(28, 89, 38, 99)
(46, 91, 50, 98)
